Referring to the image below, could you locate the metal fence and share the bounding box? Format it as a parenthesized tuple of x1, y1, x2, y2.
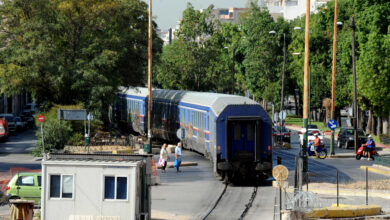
(283, 162, 390, 214)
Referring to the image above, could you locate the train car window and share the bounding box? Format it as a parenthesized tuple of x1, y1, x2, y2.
(234, 124, 241, 140)
(247, 124, 254, 141)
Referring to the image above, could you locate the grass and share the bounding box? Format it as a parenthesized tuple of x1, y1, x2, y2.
(284, 115, 340, 132)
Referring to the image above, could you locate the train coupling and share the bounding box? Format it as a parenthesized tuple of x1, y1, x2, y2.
(255, 162, 272, 171)
(217, 162, 232, 171)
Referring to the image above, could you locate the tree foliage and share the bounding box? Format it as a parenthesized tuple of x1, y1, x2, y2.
(0, 0, 162, 121)
(156, 0, 389, 120)
(156, 3, 234, 92)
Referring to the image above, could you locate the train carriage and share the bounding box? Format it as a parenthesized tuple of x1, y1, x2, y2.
(114, 87, 272, 181)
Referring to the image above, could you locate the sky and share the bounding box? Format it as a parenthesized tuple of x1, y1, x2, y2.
(151, 0, 250, 30)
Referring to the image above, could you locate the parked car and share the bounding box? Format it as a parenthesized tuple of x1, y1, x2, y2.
(23, 103, 38, 115)
(5, 172, 41, 206)
(299, 128, 324, 147)
(14, 116, 26, 131)
(273, 125, 291, 143)
(337, 127, 367, 149)
(0, 118, 9, 141)
(0, 114, 16, 133)
(20, 112, 34, 128)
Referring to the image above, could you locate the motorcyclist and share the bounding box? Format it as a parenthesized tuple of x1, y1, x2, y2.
(313, 133, 321, 158)
(364, 135, 376, 160)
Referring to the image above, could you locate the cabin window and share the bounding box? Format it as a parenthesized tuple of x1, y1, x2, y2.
(49, 174, 74, 199)
(104, 176, 128, 200)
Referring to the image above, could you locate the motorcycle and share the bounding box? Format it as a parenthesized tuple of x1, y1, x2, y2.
(307, 143, 327, 159)
(356, 144, 378, 160)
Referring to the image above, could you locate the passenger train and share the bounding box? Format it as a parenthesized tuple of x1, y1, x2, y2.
(113, 87, 273, 181)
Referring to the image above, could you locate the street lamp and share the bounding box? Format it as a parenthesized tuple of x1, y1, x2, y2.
(269, 30, 286, 127)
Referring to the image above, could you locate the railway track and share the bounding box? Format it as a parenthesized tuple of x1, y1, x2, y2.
(201, 184, 259, 220)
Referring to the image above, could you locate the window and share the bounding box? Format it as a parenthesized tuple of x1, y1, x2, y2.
(104, 176, 127, 200)
(37, 176, 41, 187)
(49, 174, 74, 199)
(17, 176, 34, 186)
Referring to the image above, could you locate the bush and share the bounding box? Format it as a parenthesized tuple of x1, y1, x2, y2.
(32, 104, 104, 156)
(33, 119, 72, 156)
(68, 133, 84, 146)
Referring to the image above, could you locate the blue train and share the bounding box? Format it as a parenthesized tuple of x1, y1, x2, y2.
(113, 87, 272, 181)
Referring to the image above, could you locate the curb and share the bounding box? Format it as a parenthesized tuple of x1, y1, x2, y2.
(157, 161, 198, 169)
(285, 187, 390, 200)
(328, 154, 356, 158)
(305, 204, 381, 218)
(360, 165, 390, 177)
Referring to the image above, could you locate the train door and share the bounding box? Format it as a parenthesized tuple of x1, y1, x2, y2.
(226, 117, 261, 163)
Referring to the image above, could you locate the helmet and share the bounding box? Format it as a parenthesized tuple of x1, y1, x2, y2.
(368, 135, 373, 140)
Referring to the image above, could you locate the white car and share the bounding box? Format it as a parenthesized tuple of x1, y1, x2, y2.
(299, 128, 324, 147)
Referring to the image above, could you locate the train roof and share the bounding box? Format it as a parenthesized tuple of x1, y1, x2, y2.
(120, 87, 269, 118)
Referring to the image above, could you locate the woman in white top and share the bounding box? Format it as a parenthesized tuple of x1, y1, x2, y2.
(160, 144, 169, 173)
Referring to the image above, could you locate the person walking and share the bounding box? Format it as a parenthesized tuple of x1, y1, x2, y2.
(175, 142, 182, 172)
(159, 143, 169, 173)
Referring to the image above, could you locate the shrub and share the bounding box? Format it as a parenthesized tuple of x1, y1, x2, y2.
(68, 133, 84, 146)
(33, 119, 72, 156)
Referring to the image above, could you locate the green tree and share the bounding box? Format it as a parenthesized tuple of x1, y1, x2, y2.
(156, 3, 232, 92)
(0, 0, 162, 123)
(238, 3, 286, 107)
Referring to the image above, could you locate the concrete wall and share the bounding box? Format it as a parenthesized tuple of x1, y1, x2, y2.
(42, 161, 139, 220)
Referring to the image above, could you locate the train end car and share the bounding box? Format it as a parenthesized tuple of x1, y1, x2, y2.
(114, 87, 272, 182)
(209, 96, 273, 182)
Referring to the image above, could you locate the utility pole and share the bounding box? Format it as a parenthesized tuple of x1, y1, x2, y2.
(302, 0, 310, 177)
(330, 0, 338, 155)
(281, 33, 286, 126)
(350, 16, 358, 152)
(147, 0, 152, 154)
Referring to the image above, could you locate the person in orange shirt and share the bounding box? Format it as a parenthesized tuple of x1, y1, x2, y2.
(313, 133, 321, 158)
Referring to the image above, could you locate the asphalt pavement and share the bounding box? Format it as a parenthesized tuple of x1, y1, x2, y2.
(274, 128, 390, 213)
(151, 150, 277, 220)
(0, 129, 41, 217)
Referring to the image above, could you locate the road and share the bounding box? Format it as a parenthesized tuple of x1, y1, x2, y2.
(0, 129, 41, 172)
(0, 129, 40, 216)
(1, 127, 388, 219)
(274, 131, 386, 184)
(151, 151, 277, 220)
